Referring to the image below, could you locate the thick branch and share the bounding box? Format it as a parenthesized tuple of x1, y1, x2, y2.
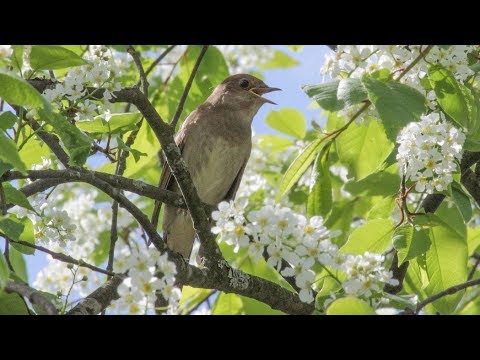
(415, 278, 480, 314)
(1, 169, 185, 209)
(68, 274, 126, 315)
(5, 281, 59, 315)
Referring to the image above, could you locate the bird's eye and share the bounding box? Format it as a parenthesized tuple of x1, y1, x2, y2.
(239, 79, 249, 89)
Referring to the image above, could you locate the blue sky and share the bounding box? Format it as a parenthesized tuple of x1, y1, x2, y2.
(20, 45, 332, 282)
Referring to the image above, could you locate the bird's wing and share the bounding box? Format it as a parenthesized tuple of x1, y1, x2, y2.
(222, 161, 247, 202)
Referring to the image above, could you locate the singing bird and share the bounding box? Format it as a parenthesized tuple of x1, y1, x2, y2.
(157, 74, 280, 260)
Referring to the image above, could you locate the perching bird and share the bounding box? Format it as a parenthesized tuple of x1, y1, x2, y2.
(155, 74, 280, 260)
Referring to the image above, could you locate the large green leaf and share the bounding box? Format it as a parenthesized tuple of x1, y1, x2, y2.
(324, 199, 355, 246)
(0, 216, 24, 241)
(0, 132, 26, 171)
(258, 50, 298, 69)
(265, 108, 306, 139)
(0, 252, 8, 291)
(277, 137, 327, 201)
(326, 297, 375, 315)
(467, 227, 480, 256)
(428, 64, 470, 130)
(76, 113, 142, 135)
(212, 293, 244, 314)
(344, 163, 400, 196)
(336, 118, 393, 180)
(257, 135, 293, 153)
(393, 226, 431, 265)
(367, 196, 396, 220)
(341, 218, 395, 255)
(0, 291, 29, 314)
(0, 69, 45, 108)
(337, 78, 368, 108)
(8, 247, 27, 283)
(30, 45, 87, 70)
(302, 81, 344, 112)
(362, 76, 426, 142)
(11, 217, 35, 255)
(451, 182, 473, 223)
(0, 111, 17, 130)
(307, 148, 332, 218)
(3, 183, 34, 211)
(424, 203, 467, 314)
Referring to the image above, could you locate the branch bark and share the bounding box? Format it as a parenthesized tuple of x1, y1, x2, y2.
(5, 281, 59, 315)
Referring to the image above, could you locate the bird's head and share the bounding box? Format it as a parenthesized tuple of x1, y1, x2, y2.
(209, 74, 281, 114)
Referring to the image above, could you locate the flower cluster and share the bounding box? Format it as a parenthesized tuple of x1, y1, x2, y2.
(0, 45, 13, 59)
(41, 45, 122, 121)
(396, 112, 465, 193)
(110, 242, 180, 314)
(211, 201, 398, 304)
(218, 45, 274, 74)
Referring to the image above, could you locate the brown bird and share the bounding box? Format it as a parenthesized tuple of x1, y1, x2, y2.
(155, 74, 280, 260)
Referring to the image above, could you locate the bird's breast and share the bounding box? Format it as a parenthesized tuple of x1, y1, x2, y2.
(183, 134, 251, 205)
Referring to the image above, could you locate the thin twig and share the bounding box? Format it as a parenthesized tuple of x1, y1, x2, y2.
(7, 238, 115, 276)
(0, 183, 7, 216)
(145, 45, 177, 78)
(468, 253, 480, 280)
(5, 281, 59, 315)
(127, 45, 149, 96)
(415, 278, 480, 314)
(170, 45, 209, 129)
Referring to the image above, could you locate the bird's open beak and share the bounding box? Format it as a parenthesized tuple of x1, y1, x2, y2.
(250, 86, 282, 105)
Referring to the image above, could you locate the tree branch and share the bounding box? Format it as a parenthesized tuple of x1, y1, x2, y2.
(67, 274, 126, 315)
(1, 169, 186, 209)
(415, 278, 480, 314)
(5, 281, 59, 315)
(7, 238, 114, 276)
(145, 45, 176, 78)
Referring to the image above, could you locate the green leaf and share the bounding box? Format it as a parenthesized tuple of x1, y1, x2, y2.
(325, 199, 355, 246)
(91, 230, 110, 265)
(10, 46, 24, 72)
(8, 247, 27, 283)
(0, 216, 24, 241)
(11, 217, 35, 255)
(467, 227, 480, 256)
(0, 132, 26, 171)
(257, 135, 293, 153)
(0, 160, 13, 177)
(30, 45, 87, 70)
(265, 108, 306, 139)
(337, 78, 368, 108)
(212, 293, 244, 314)
(302, 81, 344, 112)
(258, 50, 298, 69)
(451, 182, 473, 222)
(40, 111, 92, 166)
(341, 218, 395, 255)
(76, 113, 142, 135)
(424, 202, 468, 313)
(367, 196, 396, 220)
(336, 118, 394, 180)
(362, 76, 426, 142)
(0, 111, 17, 130)
(326, 297, 376, 315)
(277, 137, 327, 201)
(0, 69, 45, 108)
(344, 163, 400, 197)
(428, 64, 470, 130)
(0, 252, 9, 290)
(393, 226, 431, 265)
(307, 148, 332, 218)
(287, 45, 304, 52)
(0, 291, 29, 314)
(3, 183, 34, 211)
(179, 286, 212, 314)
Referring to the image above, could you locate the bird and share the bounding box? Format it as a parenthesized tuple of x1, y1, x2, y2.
(154, 74, 280, 261)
